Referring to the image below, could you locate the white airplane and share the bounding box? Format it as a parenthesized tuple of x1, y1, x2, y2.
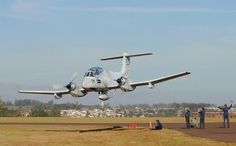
(18, 53, 190, 101)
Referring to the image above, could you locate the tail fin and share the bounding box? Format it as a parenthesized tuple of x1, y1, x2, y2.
(101, 52, 153, 77)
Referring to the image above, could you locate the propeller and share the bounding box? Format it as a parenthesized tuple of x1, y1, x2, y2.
(115, 77, 126, 85)
(53, 84, 62, 90)
(116, 78, 122, 85)
(65, 72, 78, 91)
(71, 72, 79, 83)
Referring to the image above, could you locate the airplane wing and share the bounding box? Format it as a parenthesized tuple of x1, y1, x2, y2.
(130, 72, 190, 88)
(108, 72, 190, 90)
(18, 89, 70, 95)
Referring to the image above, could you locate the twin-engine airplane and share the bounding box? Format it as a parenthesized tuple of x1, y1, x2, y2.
(19, 53, 190, 101)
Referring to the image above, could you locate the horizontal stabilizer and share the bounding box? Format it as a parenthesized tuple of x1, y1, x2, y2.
(101, 53, 153, 61)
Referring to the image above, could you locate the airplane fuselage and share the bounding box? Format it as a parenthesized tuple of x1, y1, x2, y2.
(82, 66, 135, 93)
(82, 67, 119, 92)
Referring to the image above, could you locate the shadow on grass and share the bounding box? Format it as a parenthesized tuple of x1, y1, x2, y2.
(45, 126, 125, 133)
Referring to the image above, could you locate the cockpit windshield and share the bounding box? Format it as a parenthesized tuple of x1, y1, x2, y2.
(84, 67, 103, 77)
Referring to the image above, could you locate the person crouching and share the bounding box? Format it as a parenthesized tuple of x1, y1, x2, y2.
(155, 120, 163, 130)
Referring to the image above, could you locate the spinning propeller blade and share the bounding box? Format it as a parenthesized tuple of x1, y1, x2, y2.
(70, 72, 78, 83)
(65, 72, 78, 90)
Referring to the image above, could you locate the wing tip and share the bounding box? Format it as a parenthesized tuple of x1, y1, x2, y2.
(18, 90, 23, 93)
(186, 72, 191, 75)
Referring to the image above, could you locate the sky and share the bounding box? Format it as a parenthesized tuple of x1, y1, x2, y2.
(0, 0, 236, 105)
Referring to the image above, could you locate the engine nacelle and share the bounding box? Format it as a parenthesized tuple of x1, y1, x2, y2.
(54, 93, 62, 99)
(120, 85, 135, 92)
(99, 94, 111, 101)
(117, 77, 135, 92)
(70, 89, 87, 97)
(70, 83, 76, 90)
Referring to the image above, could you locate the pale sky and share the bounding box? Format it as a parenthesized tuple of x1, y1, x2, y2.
(0, 0, 236, 105)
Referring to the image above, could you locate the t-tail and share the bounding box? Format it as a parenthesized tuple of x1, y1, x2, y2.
(101, 52, 153, 77)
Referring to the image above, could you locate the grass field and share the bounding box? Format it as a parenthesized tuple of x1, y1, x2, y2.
(0, 117, 235, 123)
(0, 125, 235, 146)
(0, 117, 236, 146)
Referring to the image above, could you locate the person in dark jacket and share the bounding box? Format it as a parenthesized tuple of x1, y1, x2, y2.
(185, 110, 190, 129)
(218, 104, 232, 128)
(198, 107, 205, 129)
(155, 120, 163, 130)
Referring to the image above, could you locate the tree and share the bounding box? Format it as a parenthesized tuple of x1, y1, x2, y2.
(0, 97, 5, 109)
(31, 109, 48, 117)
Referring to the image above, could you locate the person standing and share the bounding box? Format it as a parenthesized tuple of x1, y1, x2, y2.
(198, 107, 205, 129)
(218, 104, 232, 128)
(185, 110, 190, 129)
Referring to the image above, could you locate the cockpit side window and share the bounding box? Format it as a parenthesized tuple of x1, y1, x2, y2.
(84, 72, 90, 77)
(90, 72, 94, 77)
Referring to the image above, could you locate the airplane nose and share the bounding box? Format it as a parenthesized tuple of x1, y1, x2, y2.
(82, 77, 96, 88)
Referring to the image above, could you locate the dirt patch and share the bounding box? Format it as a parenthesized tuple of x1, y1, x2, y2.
(163, 122, 236, 143)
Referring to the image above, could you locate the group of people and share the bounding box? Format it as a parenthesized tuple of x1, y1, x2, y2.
(185, 104, 232, 129)
(185, 108, 205, 129)
(153, 103, 232, 130)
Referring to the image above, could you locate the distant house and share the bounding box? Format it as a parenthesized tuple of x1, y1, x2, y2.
(21, 111, 31, 117)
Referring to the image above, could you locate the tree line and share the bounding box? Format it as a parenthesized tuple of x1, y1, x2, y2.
(0, 97, 234, 117)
